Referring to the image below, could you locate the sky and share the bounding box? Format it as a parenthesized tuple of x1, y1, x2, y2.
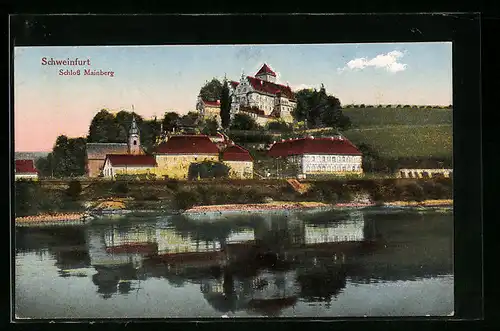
(14, 42, 452, 152)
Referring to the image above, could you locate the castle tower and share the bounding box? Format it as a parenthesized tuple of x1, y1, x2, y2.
(255, 63, 277, 83)
(128, 116, 141, 155)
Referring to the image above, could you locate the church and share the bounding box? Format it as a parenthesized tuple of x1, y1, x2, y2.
(85, 117, 146, 177)
(196, 64, 297, 127)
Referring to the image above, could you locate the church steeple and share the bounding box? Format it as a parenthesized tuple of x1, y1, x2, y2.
(128, 116, 141, 155)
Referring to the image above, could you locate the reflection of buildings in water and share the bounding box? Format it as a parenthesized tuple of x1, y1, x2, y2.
(305, 220, 365, 244)
(225, 228, 255, 244)
(103, 226, 156, 248)
(252, 211, 367, 247)
(87, 228, 150, 269)
(200, 269, 300, 316)
(155, 228, 221, 254)
(91, 264, 139, 299)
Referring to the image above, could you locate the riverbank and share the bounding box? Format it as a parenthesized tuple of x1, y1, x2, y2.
(15, 177, 453, 217)
(382, 199, 453, 208)
(184, 201, 332, 214)
(15, 212, 92, 228)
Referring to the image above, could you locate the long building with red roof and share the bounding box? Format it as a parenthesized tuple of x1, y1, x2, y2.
(268, 136, 363, 179)
(152, 135, 221, 180)
(228, 63, 296, 126)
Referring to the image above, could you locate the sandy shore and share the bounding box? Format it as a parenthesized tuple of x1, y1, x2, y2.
(184, 201, 332, 214)
(15, 212, 92, 227)
(383, 199, 453, 207)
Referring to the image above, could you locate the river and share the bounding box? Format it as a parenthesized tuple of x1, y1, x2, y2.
(14, 208, 453, 319)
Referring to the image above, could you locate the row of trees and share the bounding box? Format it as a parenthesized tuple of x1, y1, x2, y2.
(343, 104, 453, 109)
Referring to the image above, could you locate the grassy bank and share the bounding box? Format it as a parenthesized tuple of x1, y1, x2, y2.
(15, 178, 453, 216)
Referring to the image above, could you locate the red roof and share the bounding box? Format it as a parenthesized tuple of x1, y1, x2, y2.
(154, 135, 219, 154)
(230, 81, 240, 89)
(222, 145, 253, 162)
(15, 160, 38, 174)
(203, 100, 220, 107)
(255, 64, 277, 77)
(105, 154, 157, 167)
(246, 76, 295, 100)
(268, 137, 362, 157)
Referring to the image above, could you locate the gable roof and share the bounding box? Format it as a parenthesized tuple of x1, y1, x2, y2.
(230, 81, 240, 89)
(202, 100, 220, 107)
(268, 137, 362, 157)
(153, 135, 219, 154)
(222, 144, 253, 162)
(105, 154, 157, 167)
(246, 76, 295, 100)
(86, 143, 129, 160)
(255, 64, 277, 77)
(15, 160, 38, 174)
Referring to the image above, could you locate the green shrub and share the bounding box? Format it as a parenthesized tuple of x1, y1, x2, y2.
(173, 189, 200, 210)
(66, 180, 82, 200)
(402, 182, 425, 202)
(165, 179, 179, 190)
(112, 182, 129, 194)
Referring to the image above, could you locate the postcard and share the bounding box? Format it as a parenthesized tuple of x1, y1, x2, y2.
(13, 42, 454, 319)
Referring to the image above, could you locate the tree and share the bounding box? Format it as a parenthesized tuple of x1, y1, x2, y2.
(229, 113, 259, 131)
(200, 118, 219, 136)
(87, 109, 115, 142)
(199, 78, 223, 101)
(162, 112, 181, 133)
(266, 120, 292, 132)
(180, 112, 201, 128)
(292, 85, 349, 130)
(66, 180, 82, 200)
(220, 79, 231, 129)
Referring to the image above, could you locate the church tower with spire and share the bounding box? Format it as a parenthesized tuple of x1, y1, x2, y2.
(128, 116, 141, 155)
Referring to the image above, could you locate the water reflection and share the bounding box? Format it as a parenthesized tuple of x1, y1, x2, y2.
(15, 209, 453, 316)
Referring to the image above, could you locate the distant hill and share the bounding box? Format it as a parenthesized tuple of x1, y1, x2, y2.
(15, 152, 50, 161)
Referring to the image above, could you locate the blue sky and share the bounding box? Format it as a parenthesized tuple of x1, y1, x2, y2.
(14, 42, 452, 151)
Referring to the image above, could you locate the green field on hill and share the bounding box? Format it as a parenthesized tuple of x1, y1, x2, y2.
(342, 107, 452, 128)
(341, 107, 453, 158)
(343, 124, 452, 158)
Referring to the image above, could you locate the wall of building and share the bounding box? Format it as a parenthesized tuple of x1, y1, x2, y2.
(223, 160, 254, 179)
(204, 106, 221, 125)
(87, 159, 104, 177)
(102, 159, 155, 179)
(15, 173, 38, 180)
(397, 168, 453, 179)
(300, 154, 363, 176)
(154, 154, 219, 179)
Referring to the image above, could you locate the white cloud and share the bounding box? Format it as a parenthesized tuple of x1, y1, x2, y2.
(292, 83, 318, 91)
(338, 50, 408, 73)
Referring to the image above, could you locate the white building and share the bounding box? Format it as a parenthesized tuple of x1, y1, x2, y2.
(267, 136, 363, 179)
(229, 64, 297, 125)
(102, 154, 157, 178)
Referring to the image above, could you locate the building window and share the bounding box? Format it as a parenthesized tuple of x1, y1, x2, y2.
(133, 140, 137, 145)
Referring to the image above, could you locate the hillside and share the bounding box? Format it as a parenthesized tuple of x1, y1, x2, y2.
(342, 107, 452, 128)
(15, 152, 50, 161)
(341, 107, 453, 159)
